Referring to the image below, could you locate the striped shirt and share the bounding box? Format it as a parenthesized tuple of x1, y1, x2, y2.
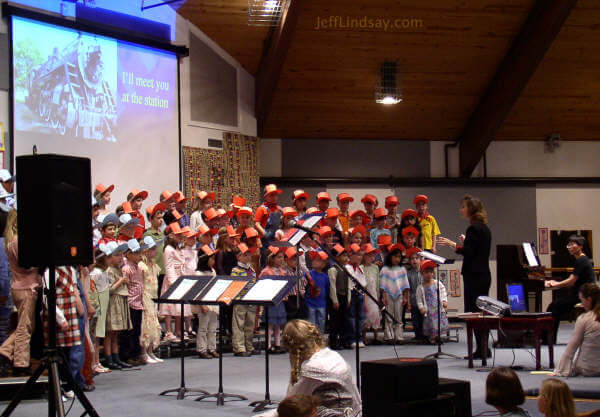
(123, 259, 144, 310)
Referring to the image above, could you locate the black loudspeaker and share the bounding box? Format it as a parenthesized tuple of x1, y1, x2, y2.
(16, 154, 92, 267)
(438, 378, 472, 417)
(361, 358, 438, 417)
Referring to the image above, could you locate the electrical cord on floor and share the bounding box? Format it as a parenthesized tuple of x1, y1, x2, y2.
(472, 411, 500, 417)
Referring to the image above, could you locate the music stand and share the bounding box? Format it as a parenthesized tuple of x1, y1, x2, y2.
(155, 276, 212, 399)
(237, 276, 298, 412)
(419, 252, 461, 360)
(194, 275, 251, 405)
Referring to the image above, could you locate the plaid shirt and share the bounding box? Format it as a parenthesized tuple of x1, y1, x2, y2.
(44, 266, 81, 347)
(123, 259, 144, 310)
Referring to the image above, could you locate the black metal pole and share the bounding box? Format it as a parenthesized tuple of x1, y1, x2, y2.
(353, 289, 360, 390)
(180, 301, 185, 393)
(265, 306, 270, 401)
(48, 266, 58, 417)
(217, 305, 224, 400)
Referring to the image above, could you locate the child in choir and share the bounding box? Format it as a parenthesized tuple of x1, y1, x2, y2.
(361, 194, 378, 225)
(361, 244, 381, 344)
(292, 190, 310, 218)
(486, 367, 531, 417)
(116, 213, 139, 244)
(318, 226, 336, 253)
(254, 184, 283, 240)
(384, 196, 400, 242)
(90, 246, 112, 374)
(537, 378, 577, 417)
(370, 208, 391, 248)
(328, 244, 351, 350)
(284, 247, 306, 321)
(43, 267, 83, 393)
(181, 228, 197, 337)
(120, 239, 145, 365)
(0, 216, 12, 348)
(417, 260, 448, 343)
(94, 183, 114, 215)
(400, 209, 422, 248)
(127, 189, 148, 239)
(215, 226, 239, 275)
(401, 226, 419, 250)
(346, 244, 366, 347)
(243, 227, 262, 273)
(380, 247, 409, 343)
(216, 209, 229, 228)
(414, 194, 441, 253)
(193, 245, 219, 359)
(349, 209, 369, 229)
(174, 192, 190, 227)
(190, 190, 215, 231)
(159, 223, 186, 342)
(143, 204, 166, 295)
(316, 192, 331, 214)
(260, 247, 287, 353)
(405, 247, 425, 341)
(235, 206, 254, 235)
(104, 242, 132, 370)
(231, 243, 258, 356)
(203, 208, 220, 237)
(324, 208, 344, 244)
(197, 224, 216, 251)
(92, 197, 104, 246)
(160, 190, 178, 225)
(139, 236, 163, 364)
(228, 195, 246, 228)
(336, 193, 354, 235)
(347, 225, 367, 247)
(376, 234, 392, 266)
(98, 213, 118, 245)
(305, 251, 329, 333)
(275, 207, 298, 241)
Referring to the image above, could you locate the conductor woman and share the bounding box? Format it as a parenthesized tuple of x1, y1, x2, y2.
(438, 195, 492, 359)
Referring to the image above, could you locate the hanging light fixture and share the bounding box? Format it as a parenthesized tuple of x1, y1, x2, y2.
(248, 0, 285, 26)
(375, 61, 402, 104)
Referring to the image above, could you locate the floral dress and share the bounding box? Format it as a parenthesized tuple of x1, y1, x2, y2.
(139, 259, 162, 349)
(420, 281, 448, 339)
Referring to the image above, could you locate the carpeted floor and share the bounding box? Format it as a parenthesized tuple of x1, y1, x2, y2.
(2, 322, 599, 417)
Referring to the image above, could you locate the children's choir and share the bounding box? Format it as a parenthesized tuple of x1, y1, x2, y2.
(0, 179, 449, 395)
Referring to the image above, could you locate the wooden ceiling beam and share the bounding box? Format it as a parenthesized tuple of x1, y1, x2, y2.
(255, 0, 300, 137)
(458, 0, 578, 177)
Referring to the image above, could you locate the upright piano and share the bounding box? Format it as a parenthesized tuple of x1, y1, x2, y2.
(497, 244, 548, 312)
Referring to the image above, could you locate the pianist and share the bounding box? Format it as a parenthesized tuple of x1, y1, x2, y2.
(545, 235, 595, 343)
(553, 282, 600, 377)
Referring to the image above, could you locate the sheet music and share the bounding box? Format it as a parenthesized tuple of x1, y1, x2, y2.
(419, 251, 447, 264)
(202, 279, 232, 301)
(286, 213, 325, 246)
(168, 279, 197, 300)
(242, 279, 287, 302)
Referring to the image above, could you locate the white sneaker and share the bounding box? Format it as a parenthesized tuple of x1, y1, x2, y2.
(63, 390, 74, 399)
(350, 343, 356, 348)
(150, 354, 163, 363)
(358, 342, 366, 348)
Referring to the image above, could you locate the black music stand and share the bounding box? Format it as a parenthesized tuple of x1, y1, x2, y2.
(238, 276, 297, 413)
(156, 276, 213, 399)
(195, 275, 251, 406)
(419, 252, 461, 360)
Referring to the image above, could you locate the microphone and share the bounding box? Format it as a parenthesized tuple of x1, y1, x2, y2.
(289, 220, 318, 235)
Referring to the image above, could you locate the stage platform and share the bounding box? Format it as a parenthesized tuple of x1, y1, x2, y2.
(1, 322, 599, 417)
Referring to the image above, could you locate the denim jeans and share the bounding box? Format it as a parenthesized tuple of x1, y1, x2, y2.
(68, 315, 85, 389)
(348, 292, 365, 343)
(307, 307, 326, 334)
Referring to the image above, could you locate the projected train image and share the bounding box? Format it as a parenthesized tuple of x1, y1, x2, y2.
(22, 36, 117, 141)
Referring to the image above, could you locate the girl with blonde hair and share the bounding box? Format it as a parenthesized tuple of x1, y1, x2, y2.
(279, 320, 361, 416)
(537, 378, 577, 417)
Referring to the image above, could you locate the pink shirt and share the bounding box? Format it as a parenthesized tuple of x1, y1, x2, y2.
(7, 238, 41, 290)
(182, 247, 198, 275)
(164, 245, 185, 286)
(122, 258, 144, 310)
